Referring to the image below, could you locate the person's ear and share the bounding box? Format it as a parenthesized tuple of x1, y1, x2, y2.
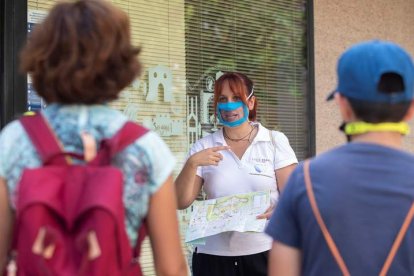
(247, 96, 255, 110)
(335, 93, 356, 122)
(403, 100, 414, 121)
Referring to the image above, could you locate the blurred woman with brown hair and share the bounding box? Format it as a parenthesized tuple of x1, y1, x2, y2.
(0, 1, 187, 275)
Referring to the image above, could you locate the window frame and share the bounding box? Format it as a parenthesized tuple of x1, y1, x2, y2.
(1, 0, 27, 129)
(306, 0, 316, 157)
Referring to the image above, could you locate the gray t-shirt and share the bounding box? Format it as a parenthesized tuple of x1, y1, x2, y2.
(266, 142, 414, 275)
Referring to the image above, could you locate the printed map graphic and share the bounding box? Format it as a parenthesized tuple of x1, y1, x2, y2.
(185, 191, 270, 243)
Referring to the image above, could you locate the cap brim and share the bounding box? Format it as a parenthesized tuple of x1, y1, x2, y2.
(326, 90, 337, 101)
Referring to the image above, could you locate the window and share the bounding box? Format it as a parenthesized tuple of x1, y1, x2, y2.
(26, 0, 311, 274)
(185, 0, 310, 159)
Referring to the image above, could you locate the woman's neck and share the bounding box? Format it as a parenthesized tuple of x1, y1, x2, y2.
(223, 122, 253, 139)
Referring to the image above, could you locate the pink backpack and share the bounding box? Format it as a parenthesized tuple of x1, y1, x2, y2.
(12, 113, 149, 276)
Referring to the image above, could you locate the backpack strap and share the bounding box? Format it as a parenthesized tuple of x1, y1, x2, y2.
(269, 129, 281, 193)
(20, 112, 68, 165)
(380, 200, 414, 276)
(91, 121, 149, 166)
(303, 160, 350, 276)
(103, 121, 149, 157)
(303, 160, 414, 276)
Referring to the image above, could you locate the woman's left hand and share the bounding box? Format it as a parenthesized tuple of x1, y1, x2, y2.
(256, 203, 275, 220)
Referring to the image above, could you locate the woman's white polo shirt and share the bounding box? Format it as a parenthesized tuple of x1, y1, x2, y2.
(189, 122, 298, 256)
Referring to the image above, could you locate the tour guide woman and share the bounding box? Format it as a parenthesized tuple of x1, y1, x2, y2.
(175, 72, 298, 275)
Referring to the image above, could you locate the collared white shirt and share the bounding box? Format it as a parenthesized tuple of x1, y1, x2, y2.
(189, 122, 298, 256)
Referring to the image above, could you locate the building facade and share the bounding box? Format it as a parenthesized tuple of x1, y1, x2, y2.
(2, 0, 414, 274)
(1, 1, 313, 274)
(313, 0, 414, 153)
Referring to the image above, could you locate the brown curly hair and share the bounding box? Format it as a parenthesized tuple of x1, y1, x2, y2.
(20, 0, 141, 104)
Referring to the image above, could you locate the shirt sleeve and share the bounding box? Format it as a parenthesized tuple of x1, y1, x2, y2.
(0, 128, 8, 178)
(265, 163, 302, 248)
(272, 131, 298, 170)
(188, 140, 204, 178)
(136, 131, 176, 194)
(0, 121, 25, 178)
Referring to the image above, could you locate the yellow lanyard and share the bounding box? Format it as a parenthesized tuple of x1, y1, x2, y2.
(344, 122, 410, 135)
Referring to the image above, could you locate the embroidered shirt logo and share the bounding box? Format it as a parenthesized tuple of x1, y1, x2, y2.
(254, 165, 262, 173)
(250, 158, 271, 163)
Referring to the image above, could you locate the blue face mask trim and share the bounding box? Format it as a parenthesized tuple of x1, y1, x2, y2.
(217, 101, 249, 127)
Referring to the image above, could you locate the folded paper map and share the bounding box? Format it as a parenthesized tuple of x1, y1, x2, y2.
(185, 190, 270, 243)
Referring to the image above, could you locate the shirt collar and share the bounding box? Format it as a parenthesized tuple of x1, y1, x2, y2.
(252, 122, 271, 143)
(212, 128, 226, 145)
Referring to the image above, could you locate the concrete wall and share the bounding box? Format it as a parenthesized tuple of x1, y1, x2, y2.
(314, 0, 414, 153)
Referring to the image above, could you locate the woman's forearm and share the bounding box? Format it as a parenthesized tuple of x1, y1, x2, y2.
(174, 160, 202, 209)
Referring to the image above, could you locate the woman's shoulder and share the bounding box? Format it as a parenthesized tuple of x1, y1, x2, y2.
(127, 129, 174, 163)
(256, 123, 289, 141)
(0, 118, 38, 181)
(43, 104, 128, 136)
(0, 119, 28, 149)
(135, 130, 165, 148)
(48, 104, 128, 121)
(0, 119, 25, 137)
(271, 130, 289, 140)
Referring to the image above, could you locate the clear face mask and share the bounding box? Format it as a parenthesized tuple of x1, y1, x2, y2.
(216, 88, 254, 127)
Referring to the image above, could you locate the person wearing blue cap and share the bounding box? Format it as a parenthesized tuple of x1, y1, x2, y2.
(265, 40, 414, 275)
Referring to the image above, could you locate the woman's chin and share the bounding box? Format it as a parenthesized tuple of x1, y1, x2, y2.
(223, 116, 240, 122)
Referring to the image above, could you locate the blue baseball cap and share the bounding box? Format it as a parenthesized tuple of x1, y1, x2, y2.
(327, 40, 414, 103)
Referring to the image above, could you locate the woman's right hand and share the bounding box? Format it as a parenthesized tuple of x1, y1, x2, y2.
(188, 145, 230, 167)
(175, 145, 230, 209)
